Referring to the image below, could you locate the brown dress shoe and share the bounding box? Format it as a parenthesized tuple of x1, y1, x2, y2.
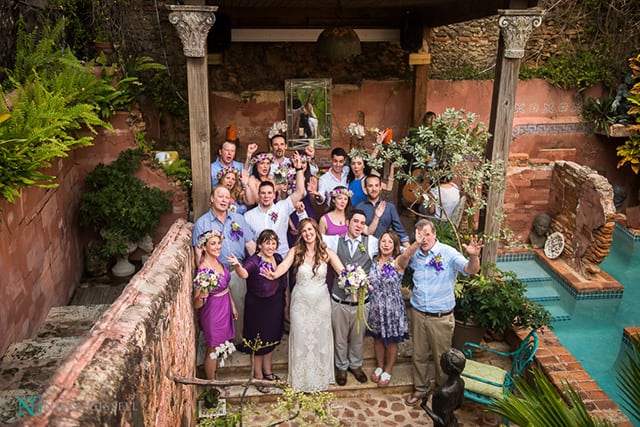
(335, 369, 347, 386)
(348, 367, 368, 383)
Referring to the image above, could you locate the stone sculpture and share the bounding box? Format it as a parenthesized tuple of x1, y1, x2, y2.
(528, 213, 551, 249)
(421, 348, 466, 427)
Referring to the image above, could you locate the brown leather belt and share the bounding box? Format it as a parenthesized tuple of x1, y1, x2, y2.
(414, 308, 453, 317)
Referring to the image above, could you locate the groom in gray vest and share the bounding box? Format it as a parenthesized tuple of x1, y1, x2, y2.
(323, 209, 378, 385)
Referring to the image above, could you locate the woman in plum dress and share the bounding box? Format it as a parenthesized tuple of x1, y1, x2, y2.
(193, 230, 238, 381)
(228, 230, 286, 393)
(366, 230, 412, 387)
(262, 218, 345, 392)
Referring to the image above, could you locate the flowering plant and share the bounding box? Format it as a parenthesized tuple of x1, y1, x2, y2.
(345, 122, 366, 139)
(268, 120, 288, 139)
(258, 257, 274, 275)
(193, 267, 224, 296)
(209, 340, 236, 367)
(230, 221, 243, 241)
(272, 162, 296, 195)
(338, 263, 373, 333)
(428, 253, 444, 274)
(269, 211, 279, 223)
(251, 152, 274, 166)
(215, 166, 239, 183)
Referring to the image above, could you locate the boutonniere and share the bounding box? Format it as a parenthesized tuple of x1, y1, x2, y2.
(428, 253, 444, 273)
(230, 221, 243, 241)
(228, 203, 237, 213)
(358, 243, 367, 254)
(269, 211, 278, 223)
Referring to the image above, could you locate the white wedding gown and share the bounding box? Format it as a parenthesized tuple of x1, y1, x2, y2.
(288, 262, 335, 392)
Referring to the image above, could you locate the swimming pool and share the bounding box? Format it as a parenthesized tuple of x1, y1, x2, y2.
(498, 225, 640, 422)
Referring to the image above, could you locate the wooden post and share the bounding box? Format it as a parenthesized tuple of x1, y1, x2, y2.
(480, 9, 542, 265)
(411, 27, 431, 127)
(168, 5, 217, 220)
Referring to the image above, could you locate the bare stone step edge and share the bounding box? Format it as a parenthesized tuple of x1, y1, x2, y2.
(36, 304, 111, 339)
(0, 337, 85, 367)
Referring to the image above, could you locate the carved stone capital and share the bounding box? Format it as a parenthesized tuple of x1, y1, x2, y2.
(498, 9, 543, 59)
(167, 5, 218, 58)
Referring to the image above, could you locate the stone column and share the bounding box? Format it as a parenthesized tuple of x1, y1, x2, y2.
(168, 5, 217, 220)
(480, 9, 542, 265)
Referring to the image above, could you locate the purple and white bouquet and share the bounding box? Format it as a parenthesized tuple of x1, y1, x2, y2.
(273, 162, 296, 195)
(338, 263, 373, 333)
(193, 267, 224, 304)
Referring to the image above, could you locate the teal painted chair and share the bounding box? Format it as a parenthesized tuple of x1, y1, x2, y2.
(460, 330, 539, 406)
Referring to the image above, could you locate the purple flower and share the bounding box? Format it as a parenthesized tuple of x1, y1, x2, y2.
(269, 211, 279, 223)
(380, 258, 396, 278)
(427, 253, 445, 274)
(259, 257, 274, 275)
(230, 221, 243, 241)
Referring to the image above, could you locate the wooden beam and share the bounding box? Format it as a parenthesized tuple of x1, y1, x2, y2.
(480, 9, 542, 264)
(411, 27, 431, 127)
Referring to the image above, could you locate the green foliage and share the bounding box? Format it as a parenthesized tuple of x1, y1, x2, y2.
(520, 47, 616, 90)
(617, 53, 640, 174)
(438, 63, 494, 81)
(79, 148, 171, 260)
(454, 264, 552, 334)
(372, 108, 503, 247)
(581, 97, 615, 136)
(0, 18, 109, 209)
(492, 366, 615, 426)
(617, 340, 640, 423)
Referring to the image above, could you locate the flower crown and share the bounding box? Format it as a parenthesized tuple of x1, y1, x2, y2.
(215, 166, 239, 182)
(198, 230, 224, 248)
(329, 187, 353, 199)
(251, 152, 274, 166)
(268, 120, 288, 139)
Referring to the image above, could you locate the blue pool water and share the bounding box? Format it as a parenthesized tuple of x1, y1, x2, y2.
(498, 225, 640, 422)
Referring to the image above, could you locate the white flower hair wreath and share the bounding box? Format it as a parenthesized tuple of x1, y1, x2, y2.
(268, 120, 288, 139)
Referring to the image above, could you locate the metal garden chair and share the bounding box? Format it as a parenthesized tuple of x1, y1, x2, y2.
(460, 329, 539, 406)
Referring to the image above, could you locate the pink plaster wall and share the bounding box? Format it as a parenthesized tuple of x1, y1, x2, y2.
(0, 112, 188, 356)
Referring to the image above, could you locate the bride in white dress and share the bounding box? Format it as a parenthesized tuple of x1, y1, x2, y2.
(262, 218, 344, 392)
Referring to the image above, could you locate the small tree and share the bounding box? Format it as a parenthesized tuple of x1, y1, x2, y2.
(371, 108, 504, 249)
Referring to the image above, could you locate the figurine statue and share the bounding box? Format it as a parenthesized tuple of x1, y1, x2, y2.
(421, 348, 466, 427)
(528, 213, 551, 249)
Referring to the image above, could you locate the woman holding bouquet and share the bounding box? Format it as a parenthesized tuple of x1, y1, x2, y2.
(193, 230, 238, 381)
(262, 218, 344, 392)
(367, 230, 419, 387)
(227, 230, 286, 393)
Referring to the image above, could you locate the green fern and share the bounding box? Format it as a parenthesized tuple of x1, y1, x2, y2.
(617, 340, 640, 423)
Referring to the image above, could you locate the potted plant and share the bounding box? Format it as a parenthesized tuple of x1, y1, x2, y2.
(79, 148, 171, 276)
(452, 264, 553, 349)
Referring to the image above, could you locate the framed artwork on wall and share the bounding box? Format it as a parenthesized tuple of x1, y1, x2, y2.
(284, 78, 332, 150)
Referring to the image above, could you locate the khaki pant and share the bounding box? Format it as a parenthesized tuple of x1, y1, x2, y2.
(331, 300, 369, 370)
(411, 307, 455, 394)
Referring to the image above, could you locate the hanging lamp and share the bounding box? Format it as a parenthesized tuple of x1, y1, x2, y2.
(316, 0, 361, 59)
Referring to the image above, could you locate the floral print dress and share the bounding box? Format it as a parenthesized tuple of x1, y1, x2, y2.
(366, 260, 409, 345)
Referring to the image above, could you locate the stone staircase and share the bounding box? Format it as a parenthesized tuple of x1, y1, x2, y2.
(0, 304, 110, 424)
(210, 333, 415, 403)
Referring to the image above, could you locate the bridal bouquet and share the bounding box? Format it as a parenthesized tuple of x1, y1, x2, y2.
(273, 162, 296, 195)
(194, 267, 224, 305)
(338, 263, 373, 332)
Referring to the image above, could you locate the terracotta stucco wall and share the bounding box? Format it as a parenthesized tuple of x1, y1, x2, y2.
(0, 112, 188, 356)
